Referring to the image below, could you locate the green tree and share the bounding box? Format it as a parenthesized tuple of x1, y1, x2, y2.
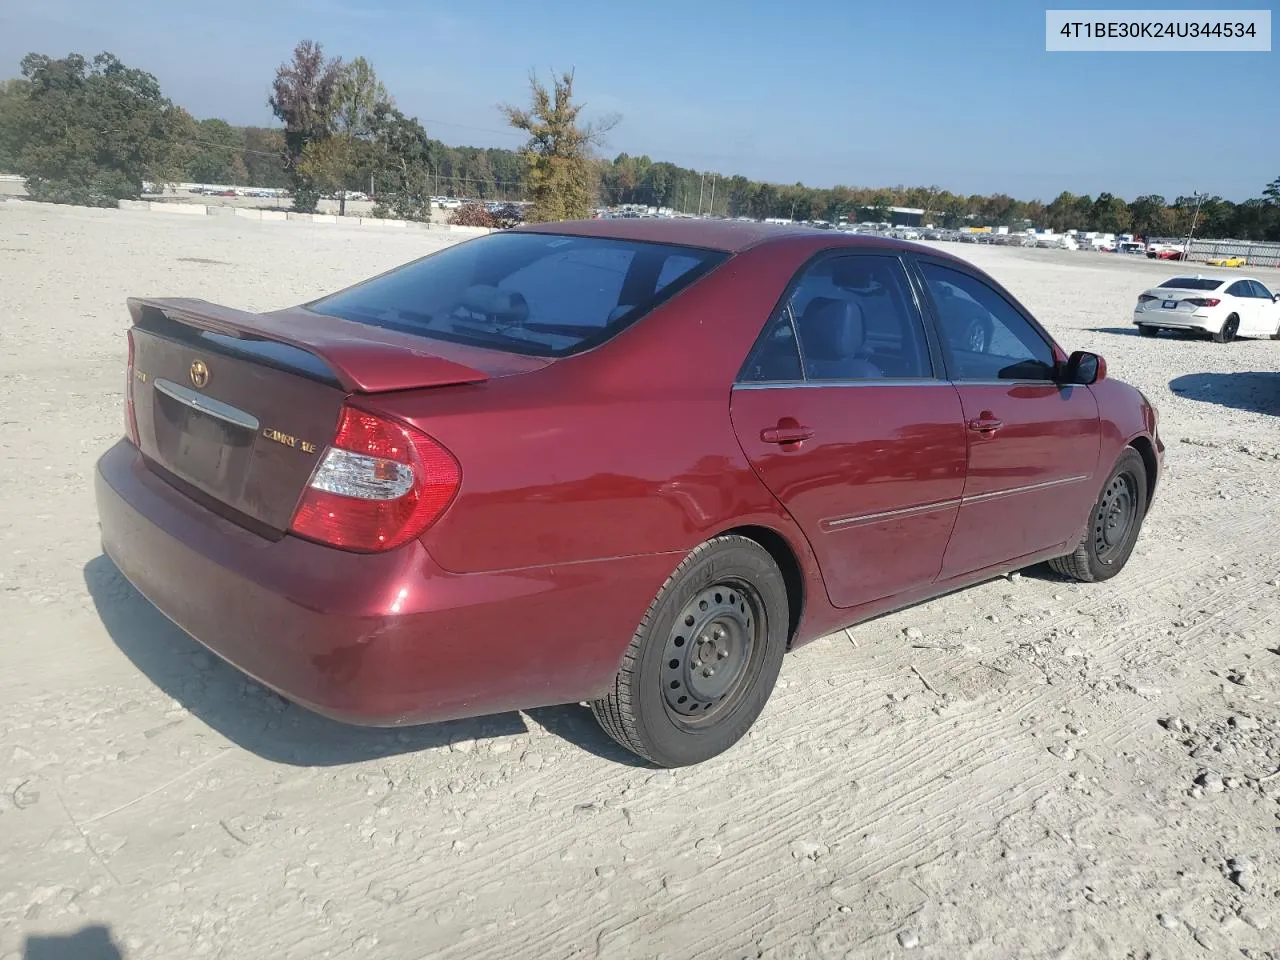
(269, 40, 342, 212)
(6, 52, 187, 205)
(501, 70, 614, 222)
(1262, 176, 1280, 206)
(867, 189, 893, 222)
(0, 78, 27, 171)
(324, 56, 391, 214)
(297, 134, 356, 208)
(1091, 192, 1131, 234)
(185, 117, 248, 184)
(240, 126, 289, 187)
(1044, 191, 1076, 232)
(1127, 194, 1169, 237)
(368, 104, 435, 220)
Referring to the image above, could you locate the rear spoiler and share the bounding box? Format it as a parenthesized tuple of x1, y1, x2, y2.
(127, 297, 491, 394)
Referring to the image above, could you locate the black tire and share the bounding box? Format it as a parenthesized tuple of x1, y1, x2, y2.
(590, 536, 788, 767)
(1050, 448, 1148, 583)
(1213, 314, 1239, 343)
(1137, 325, 1159, 338)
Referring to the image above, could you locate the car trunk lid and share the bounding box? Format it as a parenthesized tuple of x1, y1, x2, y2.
(126, 297, 544, 536)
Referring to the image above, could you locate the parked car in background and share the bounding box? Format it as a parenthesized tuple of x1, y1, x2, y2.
(1134, 274, 1280, 342)
(95, 220, 1162, 767)
(1205, 255, 1248, 268)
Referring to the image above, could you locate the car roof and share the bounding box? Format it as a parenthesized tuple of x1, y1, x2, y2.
(512, 217, 937, 256)
(1166, 274, 1257, 285)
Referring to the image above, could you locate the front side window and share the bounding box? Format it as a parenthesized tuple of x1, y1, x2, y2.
(309, 232, 727, 358)
(739, 254, 932, 382)
(919, 262, 1055, 381)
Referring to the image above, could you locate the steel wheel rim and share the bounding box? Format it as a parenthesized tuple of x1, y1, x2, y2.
(1224, 316, 1238, 341)
(1094, 471, 1138, 564)
(662, 582, 762, 722)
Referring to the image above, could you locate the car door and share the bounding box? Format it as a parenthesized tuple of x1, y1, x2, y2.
(1246, 280, 1280, 336)
(1223, 280, 1259, 333)
(730, 252, 967, 610)
(912, 258, 1102, 577)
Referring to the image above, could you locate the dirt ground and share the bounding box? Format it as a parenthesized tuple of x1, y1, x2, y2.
(1, 200, 1278, 960)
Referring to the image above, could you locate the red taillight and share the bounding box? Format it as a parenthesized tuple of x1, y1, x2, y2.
(1137, 294, 1157, 303)
(1185, 298, 1220, 307)
(290, 405, 460, 553)
(125, 328, 140, 445)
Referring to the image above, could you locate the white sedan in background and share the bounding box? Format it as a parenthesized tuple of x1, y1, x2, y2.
(1133, 274, 1280, 343)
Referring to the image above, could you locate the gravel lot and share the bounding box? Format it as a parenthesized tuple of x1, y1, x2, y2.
(2, 200, 1279, 960)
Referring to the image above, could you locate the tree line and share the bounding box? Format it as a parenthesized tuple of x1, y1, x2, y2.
(2, 46, 1278, 238)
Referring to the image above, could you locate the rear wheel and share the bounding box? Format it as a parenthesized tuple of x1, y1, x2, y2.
(1137, 325, 1159, 338)
(1050, 448, 1148, 583)
(591, 536, 788, 767)
(1213, 314, 1239, 343)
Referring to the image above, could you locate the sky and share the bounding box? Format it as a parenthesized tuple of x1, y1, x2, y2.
(2, 0, 1276, 202)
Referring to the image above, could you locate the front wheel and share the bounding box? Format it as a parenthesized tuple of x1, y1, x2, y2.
(591, 536, 788, 767)
(1050, 449, 1148, 583)
(1213, 314, 1239, 343)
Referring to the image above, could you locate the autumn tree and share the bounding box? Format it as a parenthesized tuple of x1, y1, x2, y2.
(269, 41, 342, 212)
(501, 70, 614, 222)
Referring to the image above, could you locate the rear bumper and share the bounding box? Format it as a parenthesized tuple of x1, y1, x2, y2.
(95, 439, 673, 726)
(1133, 309, 1217, 332)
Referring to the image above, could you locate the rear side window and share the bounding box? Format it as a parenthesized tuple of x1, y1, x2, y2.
(1159, 277, 1223, 291)
(1225, 280, 1252, 297)
(739, 254, 933, 382)
(309, 232, 727, 357)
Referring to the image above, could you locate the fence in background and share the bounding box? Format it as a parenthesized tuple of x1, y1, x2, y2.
(1188, 238, 1280, 268)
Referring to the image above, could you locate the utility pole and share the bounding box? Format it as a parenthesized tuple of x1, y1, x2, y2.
(697, 173, 705, 216)
(1183, 191, 1206, 259)
(708, 175, 716, 218)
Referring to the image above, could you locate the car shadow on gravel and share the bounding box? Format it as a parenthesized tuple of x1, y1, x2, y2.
(1169, 372, 1280, 416)
(1086, 326, 1142, 337)
(24, 924, 123, 960)
(84, 555, 649, 767)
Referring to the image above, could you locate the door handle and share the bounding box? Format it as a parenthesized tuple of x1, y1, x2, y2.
(761, 424, 815, 445)
(967, 415, 1004, 434)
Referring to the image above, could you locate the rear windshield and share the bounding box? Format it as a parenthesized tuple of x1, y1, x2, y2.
(1158, 277, 1223, 291)
(308, 232, 728, 357)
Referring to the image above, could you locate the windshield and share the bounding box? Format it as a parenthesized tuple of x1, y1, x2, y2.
(1158, 277, 1223, 291)
(308, 232, 728, 357)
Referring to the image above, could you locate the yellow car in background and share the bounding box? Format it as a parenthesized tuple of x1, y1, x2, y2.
(1206, 255, 1247, 268)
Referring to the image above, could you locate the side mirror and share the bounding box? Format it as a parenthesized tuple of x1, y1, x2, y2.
(1062, 350, 1106, 385)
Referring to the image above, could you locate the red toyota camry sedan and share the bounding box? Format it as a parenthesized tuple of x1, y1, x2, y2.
(95, 219, 1163, 766)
